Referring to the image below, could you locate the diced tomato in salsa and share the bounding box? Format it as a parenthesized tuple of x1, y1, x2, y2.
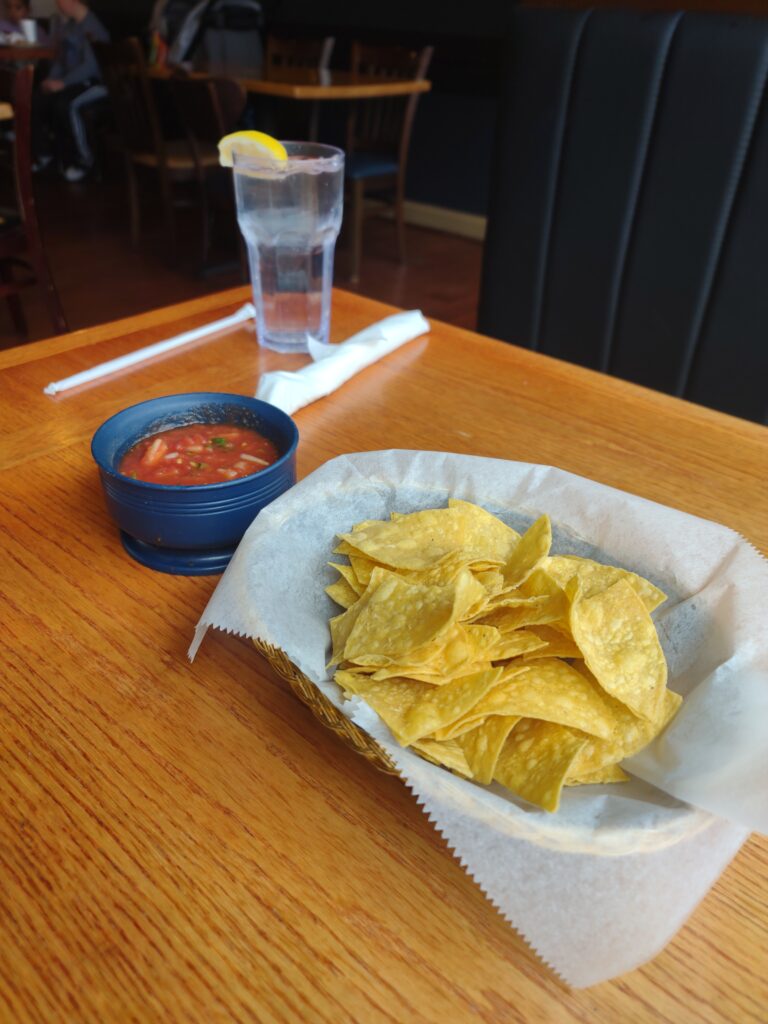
(119, 423, 279, 485)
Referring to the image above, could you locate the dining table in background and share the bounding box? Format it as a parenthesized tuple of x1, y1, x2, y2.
(150, 64, 431, 102)
(0, 286, 765, 1024)
(0, 43, 54, 63)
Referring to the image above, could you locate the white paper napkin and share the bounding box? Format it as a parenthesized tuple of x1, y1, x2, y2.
(255, 310, 430, 414)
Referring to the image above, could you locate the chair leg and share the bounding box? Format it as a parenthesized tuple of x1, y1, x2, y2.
(308, 102, 320, 142)
(198, 177, 211, 275)
(0, 263, 27, 336)
(394, 178, 407, 264)
(126, 159, 140, 247)
(350, 178, 364, 284)
(24, 243, 68, 335)
(159, 169, 176, 263)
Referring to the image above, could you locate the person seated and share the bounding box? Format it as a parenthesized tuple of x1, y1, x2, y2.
(0, 0, 46, 41)
(0, 0, 27, 37)
(32, 0, 108, 182)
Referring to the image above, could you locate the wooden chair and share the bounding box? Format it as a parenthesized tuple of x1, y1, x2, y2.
(93, 38, 219, 263)
(264, 35, 335, 74)
(477, 8, 768, 423)
(169, 72, 246, 271)
(346, 42, 433, 283)
(0, 64, 67, 337)
(264, 35, 335, 141)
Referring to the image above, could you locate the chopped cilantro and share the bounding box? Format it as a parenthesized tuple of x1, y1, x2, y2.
(210, 437, 229, 448)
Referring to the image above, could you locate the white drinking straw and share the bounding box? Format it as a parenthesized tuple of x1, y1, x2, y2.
(43, 303, 256, 396)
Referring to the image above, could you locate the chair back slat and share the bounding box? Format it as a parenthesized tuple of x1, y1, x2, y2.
(170, 73, 246, 158)
(94, 38, 165, 162)
(347, 43, 433, 162)
(265, 35, 335, 73)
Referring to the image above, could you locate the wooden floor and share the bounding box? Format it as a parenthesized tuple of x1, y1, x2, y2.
(0, 175, 483, 347)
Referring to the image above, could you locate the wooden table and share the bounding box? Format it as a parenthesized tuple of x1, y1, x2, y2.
(0, 287, 765, 1023)
(0, 43, 53, 62)
(150, 65, 431, 101)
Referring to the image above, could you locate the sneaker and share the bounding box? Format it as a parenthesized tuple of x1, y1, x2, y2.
(62, 164, 88, 183)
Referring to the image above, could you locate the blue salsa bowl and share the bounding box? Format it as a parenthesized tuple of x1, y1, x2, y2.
(91, 392, 299, 575)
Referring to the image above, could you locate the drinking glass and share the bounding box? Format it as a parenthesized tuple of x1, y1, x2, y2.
(233, 142, 344, 353)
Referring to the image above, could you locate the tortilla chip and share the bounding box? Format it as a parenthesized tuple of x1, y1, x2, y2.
(494, 719, 587, 812)
(474, 594, 567, 632)
(545, 555, 666, 612)
(520, 624, 581, 660)
(339, 501, 520, 571)
(501, 514, 552, 588)
(411, 737, 472, 777)
(457, 715, 520, 784)
(569, 578, 667, 721)
(325, 577, 360, 609)
(568, 682, 682, 776)
(344, 570, 473, 661)
(336, 667, 503, 745)
(329, 561, 364, 596)
(565, 764, 630, 786)
(468, 658, 619, 739)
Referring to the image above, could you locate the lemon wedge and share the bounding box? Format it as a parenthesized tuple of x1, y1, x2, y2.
(218, 130, 288, 168)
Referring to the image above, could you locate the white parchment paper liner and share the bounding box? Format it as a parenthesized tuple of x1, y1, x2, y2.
(190, 451, 766, 986)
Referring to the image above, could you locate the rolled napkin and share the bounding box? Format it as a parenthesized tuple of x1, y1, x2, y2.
(255, 310, 430, 414)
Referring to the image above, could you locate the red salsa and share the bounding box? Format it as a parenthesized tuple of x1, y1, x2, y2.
(119, 422, 279, 485)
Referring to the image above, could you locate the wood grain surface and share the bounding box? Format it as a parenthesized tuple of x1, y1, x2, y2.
(0, 287, 766, 1024)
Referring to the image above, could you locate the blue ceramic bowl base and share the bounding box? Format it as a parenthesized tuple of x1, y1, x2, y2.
(92, 393, 299, 577)
(120, 532, 236, 575)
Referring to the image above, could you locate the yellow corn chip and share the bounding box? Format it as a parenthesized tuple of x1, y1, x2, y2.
(368, 623, 500, 683)
(569, 578, 667, 721)
(521, 624, 581, 660)
(328, 567, 391, 664)
(340, 501, 520, 571)
(348, 552, 381, 589)
(545, 555, 666, 612)
(344, 572, 460, 661)
(329, 561, 364, 596)
(565, 764, 630, 786)
(568, 680, 682, 776)
(468, 657, 619, 739)
(411, 737, 472, 777)
(333, 539, 357, 557)
(474, 568, 505, 595)
(325, 577, 359, 609)
(457, 715, 520, 784)
(494, 719, 587, 812)
(474, 594, 566, 632)
(501, 514, 552, 588)
(335, 667, 503, 745)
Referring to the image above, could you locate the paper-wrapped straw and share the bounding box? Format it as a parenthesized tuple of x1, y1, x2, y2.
(43, 303, 256, 396)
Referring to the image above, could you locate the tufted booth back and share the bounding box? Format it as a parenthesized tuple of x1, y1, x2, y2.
(478, 8, 768, 423)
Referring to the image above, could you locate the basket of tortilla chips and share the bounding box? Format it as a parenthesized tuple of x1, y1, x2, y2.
(191, 450, 767, 986)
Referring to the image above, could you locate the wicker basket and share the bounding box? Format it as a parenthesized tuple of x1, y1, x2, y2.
(253, 638, 399, 775)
